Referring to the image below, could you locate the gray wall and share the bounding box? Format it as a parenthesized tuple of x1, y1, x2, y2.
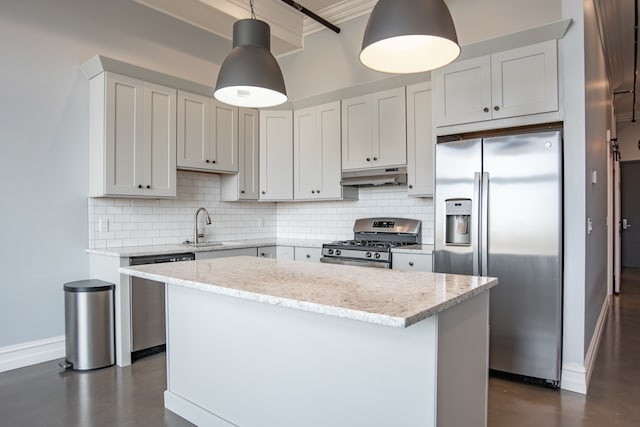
(583, 0, 612, 355)
(0, 0, 229, 347)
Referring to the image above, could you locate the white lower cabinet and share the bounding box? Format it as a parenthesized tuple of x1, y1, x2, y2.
(195, 248, 258, 260)
(277, 246, 295, 261)
(258, 246, 277, 259)
(392, 253, 433, 272)
(294, 247, 322, 263)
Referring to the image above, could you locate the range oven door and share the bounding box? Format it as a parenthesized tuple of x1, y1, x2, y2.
(320, 257, 390, 268)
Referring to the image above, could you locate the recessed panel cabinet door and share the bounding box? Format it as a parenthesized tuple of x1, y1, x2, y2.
(177, 91, 209, 169)
(406, 82, 434, 197)
(433, 56, 492, 126)
(105, 74, 144, 196)
(374, 87, 406, 167)
(491, 40, 558, 119)
(294, 107, 320, 199)
(341, 95, 372, 170)
(259, 110, 293, 201)
(143, 83, 176, 197)
(238, 108, 259, 199)
(211, 101, 238, 173)
(318, 102, 342, 199)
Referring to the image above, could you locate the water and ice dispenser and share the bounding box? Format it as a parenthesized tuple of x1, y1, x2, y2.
(445, 199, 472, 246)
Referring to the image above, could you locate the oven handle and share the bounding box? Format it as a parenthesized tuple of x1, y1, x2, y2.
(320, 257, 390, 269)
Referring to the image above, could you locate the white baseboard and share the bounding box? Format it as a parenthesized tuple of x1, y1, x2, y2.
(561, 296, 610, 394)
(164, 391, 234, 427)
(0, 336, 65, 373)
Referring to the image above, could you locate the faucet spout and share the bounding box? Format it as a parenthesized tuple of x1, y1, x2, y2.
(194, 207, 212, 244)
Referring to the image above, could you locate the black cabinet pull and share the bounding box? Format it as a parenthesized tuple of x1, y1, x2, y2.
(306, 254, 311, 258)
(373, 157, 378, 161)
(408, 184, 414, 189)
(146, 185, 151, 189)
(483, 107, 489, 113)
(137, 185, 143, 189)
(409, 261, 414, 267)
(366, 157, 371, 162)
(205, 159, 210, 163)
(494, 106, 500, 111)
(212, 160, 216, 164)
(241, 190, 245, 194)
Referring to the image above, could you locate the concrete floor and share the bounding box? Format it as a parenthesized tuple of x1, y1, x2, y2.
(1, 270, 639, 426)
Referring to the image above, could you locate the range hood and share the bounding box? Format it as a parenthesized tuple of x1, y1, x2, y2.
(340, 166, 407, 187)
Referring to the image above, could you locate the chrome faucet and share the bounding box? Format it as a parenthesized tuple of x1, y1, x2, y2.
(194, 207, 212, 244)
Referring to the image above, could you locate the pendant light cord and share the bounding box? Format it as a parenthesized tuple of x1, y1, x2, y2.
(250, 0, 256, 19)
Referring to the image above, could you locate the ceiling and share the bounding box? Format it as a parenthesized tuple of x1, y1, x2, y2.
(133, 0, 637, 123)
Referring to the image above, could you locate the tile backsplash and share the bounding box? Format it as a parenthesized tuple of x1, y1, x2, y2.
(88, 171, 434, 249)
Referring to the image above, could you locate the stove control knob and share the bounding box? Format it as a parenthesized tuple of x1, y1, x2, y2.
(328, 249, 334, 255)
(374, 253, 381, 259)
(336, 250, 342, 256)
(366, 252, 372, 258)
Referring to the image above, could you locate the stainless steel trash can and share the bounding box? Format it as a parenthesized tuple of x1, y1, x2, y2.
(63, 280, 115, 370)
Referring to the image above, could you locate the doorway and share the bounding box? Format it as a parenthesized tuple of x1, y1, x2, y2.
(620, 161, 640, 268)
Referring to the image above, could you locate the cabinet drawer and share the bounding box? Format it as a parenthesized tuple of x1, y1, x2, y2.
(392, 253, 432, 272)
(195, 247, 257, 260)
(294, 247, 322, 263)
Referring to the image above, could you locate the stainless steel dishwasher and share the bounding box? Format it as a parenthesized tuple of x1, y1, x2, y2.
(129, 252, 195, 360)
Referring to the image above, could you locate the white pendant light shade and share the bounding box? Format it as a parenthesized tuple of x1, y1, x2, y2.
(214, 19, 287, 108)
(360, 0, 460, 74)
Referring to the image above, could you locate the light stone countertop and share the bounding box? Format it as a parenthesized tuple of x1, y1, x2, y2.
(120, 256, 496, 328)
(87, 238, 326, 258)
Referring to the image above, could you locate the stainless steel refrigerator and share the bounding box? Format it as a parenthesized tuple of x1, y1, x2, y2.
(433, 129, 562, 386)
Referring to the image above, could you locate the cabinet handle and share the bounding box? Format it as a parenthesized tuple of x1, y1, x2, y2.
(494, 106, 500, 111)
(206, 160, 210, 163)
(317, 190, 320, 194)
(138, 185, 143, 189)
(408, 184, 414, 189)
(373, 157, 378, 161)
(366, 157, 371, 162)
(409, 261, 414, 267)
(260, 253, 266, 257)
(212, 160, 216, 164)
(261, 191, 266, 195)
(241, 190, 245, 194)
(146, 185, 151, 189)
(311, 190, 315, 194)
(306, 254, 311, 258)
(483, 107, 489, 113)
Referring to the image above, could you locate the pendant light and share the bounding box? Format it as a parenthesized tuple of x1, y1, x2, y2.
(360, 0, 460, 74)
(214, 1, 287, 108)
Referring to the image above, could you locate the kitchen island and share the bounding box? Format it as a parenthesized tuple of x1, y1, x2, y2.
(120, 257, 497, 427)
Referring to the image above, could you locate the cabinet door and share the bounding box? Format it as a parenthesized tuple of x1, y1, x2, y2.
(294, 106, 321, 199)
(373, 87, 407, 168)
(406, 82, 434, 197)
(341, 95, 372, 170)
(143, 82, 176, 197)
(491, 40, 558, 119)
(258, 246, 277, 259)
(318, 102, 343, 199)
(238, 108, 259, 199)
(294, 247, 322, 263)
(259, 111, 293, 201)
(105, 73, 144, 196)
(177, 91, 210, 170)
(392, 253, 432, 272)
(210, 101, 238, 172)
(433, 56, 492, 127)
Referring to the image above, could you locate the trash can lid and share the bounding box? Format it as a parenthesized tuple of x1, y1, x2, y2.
(64, 279, 114, 293)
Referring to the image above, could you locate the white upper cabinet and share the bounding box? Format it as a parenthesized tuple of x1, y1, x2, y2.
(221, 108, 260, 201)
(294, 101, 357, 201)
(177, 90, 238, 173)
(341, 87, 407, 170)
(406, 82, 434, 197)
(433, 40, 559, 130)
(89, 72, 176, 198)
(259, 110, 293, 201)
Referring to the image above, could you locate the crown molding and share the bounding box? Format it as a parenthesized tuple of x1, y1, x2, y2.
(302, 0, 376, 36)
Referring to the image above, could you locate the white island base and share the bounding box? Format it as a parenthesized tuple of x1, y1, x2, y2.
(163, 283, 489, 427)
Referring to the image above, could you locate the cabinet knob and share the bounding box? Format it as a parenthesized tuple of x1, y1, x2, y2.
(138, 185, 143, 189)
(206, 160, 210, 163)
(409, 261, 414, 267)
(261, 191, 266, 195)
(317, 190, 320, 194)
(408, 184, 414, 189)
(146, 185, 151, 189)
(241, 190, 245, 194)
(366, 157, 371, 162)
(483, 107, 489, 113)
(260, 253, 266, 257)
(373, 157, 378, 161)
(306, 254, 311, 259)
(311, 190, 315, 194)
(494, 106, 500, 111)
(212, 160, 216, 164)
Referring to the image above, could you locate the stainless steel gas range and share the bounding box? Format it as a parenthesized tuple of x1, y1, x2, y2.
(320, 218, 422, 269)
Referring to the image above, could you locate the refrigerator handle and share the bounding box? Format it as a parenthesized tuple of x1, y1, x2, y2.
(473, 172, 481, 275)
(481, 172, 489, 275)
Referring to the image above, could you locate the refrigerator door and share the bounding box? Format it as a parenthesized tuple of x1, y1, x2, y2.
(482, 130, 563, 382)
(434, 139, 482, 275)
